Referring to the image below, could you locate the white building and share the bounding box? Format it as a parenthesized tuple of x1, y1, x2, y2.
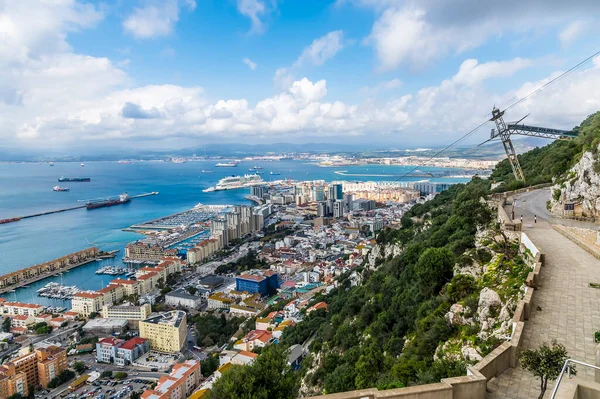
(164, 290, 203, 309)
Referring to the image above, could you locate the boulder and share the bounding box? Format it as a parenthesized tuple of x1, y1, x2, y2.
(461, 345, 483, 362)
(477, 287, 501, 320)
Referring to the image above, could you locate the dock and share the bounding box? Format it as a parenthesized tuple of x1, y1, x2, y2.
(0, 247, 100, 295)
(3, 192, 159, 223)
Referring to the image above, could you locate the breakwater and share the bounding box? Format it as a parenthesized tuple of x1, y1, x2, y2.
(0, 247, 99, 295)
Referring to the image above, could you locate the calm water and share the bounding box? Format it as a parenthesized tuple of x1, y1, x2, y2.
(0, 160, 469, 306)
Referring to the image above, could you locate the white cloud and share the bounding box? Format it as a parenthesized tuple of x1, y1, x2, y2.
(237, 0, 276, 34)
(123, 0, 196, 39)
(273, 68, 295, 91)
(358, 78, 402, 96)
(2, 1, 600, 150)
(559, 20, 586, 47)
(117, 59, 131, 67)
(295, 30, 345, 67)
(452, 58, 533, 86)
(160, 47, 176, 57)
(243, 58, 258, 70)
(361, 1, 600, 70)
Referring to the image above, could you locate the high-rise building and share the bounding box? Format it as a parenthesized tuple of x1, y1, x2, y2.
(312, 185, 325, 202)
(250, 185, 265, 198)
(211, 218, 229, 247)
(329, 183, 343, 200)
(333, 199, 345, 218)
(317, 201, 328, 217)
(343, 193, 355, 213)
(139, 311, 187, 353)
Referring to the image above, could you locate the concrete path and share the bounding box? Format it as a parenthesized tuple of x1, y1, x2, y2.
(490, 190, 600, 399)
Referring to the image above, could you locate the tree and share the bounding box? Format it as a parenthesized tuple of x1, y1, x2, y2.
(2, 317, 11, 332)
(47, 369, 75, 389)
(73, 361, 86, 374)
(114, 372, 128, 380)
(519, 340, 575, 399)
(200, 354, 220, 377)
(186, 286, 197, 296)
(130, 392, 141, 399)
(101, 370, 113, 378)
(88, 312, 98, 319)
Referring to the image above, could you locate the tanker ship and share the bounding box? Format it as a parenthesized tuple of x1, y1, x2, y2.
(86, 193, 130, 210)
(58, 176, 91, 182)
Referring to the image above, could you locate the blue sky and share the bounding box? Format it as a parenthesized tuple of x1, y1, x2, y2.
(1, 0, 599, 151)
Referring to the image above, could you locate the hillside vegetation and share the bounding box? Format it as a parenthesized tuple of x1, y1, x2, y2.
(283, 179, 502, 395)
(490, 111, 600, 191)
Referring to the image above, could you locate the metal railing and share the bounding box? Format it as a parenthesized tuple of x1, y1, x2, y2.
(550, 359, 600, 398)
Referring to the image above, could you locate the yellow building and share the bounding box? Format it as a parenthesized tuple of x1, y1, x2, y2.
(1, 302, 45, 317)
(109, 278, 144, 296)
(102, 303, 152, 321)
(0, 364, 27, 398)
(97, 284, 125, 305)
(139, 311, 187, 353)
(71, 292, 105, 317)
(36, 346, 68, 388)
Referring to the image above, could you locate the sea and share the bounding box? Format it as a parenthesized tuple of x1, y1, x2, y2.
(0, 160, 470, 307)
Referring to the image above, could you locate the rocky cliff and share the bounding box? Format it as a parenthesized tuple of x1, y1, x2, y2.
(550, 150, 600, 218)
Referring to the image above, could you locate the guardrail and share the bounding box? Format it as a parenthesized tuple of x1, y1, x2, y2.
(550, 359, 600, 399)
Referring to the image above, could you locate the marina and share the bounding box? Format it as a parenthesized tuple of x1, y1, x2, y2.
(36, 282, 83, 299)
(95, 265, 132, 275)
(128, 203, 231, 230)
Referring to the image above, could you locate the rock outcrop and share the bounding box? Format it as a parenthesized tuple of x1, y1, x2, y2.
(550, 151, 600, 218)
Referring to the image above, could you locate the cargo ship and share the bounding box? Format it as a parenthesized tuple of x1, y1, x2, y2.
(53, 186, 70, 192)
(0, 218, 20, 224)
(86, 193, 130, 210)
(58, 176, 91, 182)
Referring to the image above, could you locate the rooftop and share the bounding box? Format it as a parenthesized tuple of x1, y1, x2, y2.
(73, 292, 103, 299)
(3, 302, 43, 308)
(166, 289, 201, 301)
(120, 337, 147, 350)
(142, 310, 185, 328)
(237, 274, 265, 282)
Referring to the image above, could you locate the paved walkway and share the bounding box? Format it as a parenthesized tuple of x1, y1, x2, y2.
(490, 191, 600, 399)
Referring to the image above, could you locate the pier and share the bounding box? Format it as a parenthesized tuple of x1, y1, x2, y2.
(4, 192, 159, 223)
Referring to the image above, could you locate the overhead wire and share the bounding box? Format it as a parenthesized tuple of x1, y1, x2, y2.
(383, 48, 600, 186)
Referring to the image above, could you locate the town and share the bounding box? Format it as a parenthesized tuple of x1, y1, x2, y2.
(0, 179, 445, 399)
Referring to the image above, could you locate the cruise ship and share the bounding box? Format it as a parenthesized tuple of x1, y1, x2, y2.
(215, 162, 238, 167)
(203, 174, 264, 192)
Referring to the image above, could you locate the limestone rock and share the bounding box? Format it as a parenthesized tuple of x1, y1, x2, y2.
(477, 287, 501, 320)
(461, 345, 483, 362)
(550, 150, 600, 218)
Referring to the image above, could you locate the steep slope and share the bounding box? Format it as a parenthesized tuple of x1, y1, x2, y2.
(490, 111, 600, 191)
(281, 179, 531, 396)
(549, 112, 600, 217)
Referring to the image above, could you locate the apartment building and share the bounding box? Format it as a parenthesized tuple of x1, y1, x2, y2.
(109, 278, 144, 296)
(36, 346, 68, 388)
(139, 311, 187, 354)
(101, 303, 151, 321)
(140, 360, 201, 399)
(124, 242, 177, 261)
(0, 363, 27, 398)
(71, 292, 105, 317)
(1, 302, 45, 317)
(97, 284, 125, 305)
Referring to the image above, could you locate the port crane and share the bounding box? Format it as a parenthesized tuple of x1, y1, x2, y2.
(480, 107, 578, 181)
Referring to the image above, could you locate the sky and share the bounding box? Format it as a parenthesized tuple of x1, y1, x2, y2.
(1, 0, 600, 153)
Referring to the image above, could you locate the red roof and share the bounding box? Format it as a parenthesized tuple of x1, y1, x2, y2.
(4, 302, 43, 309)
(137, 271, 157, 280)
(111, 279, 138, 285)
(98, 285, 121, 293)
(98, 337, 124, 346)
(73, 292, 102, 299)
(120, 337, 147, 350)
